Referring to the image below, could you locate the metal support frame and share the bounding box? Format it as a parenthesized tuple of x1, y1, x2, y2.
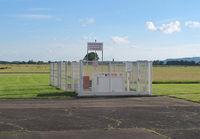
(79, 60, 83, 95)
(50, 61, 152, 96)
(65, 62, 68, 91)
(109, 62, 112, 92)
(136, 62, 139, 91)
(148, 61, 152, 95)
(71, 62, 74, 91)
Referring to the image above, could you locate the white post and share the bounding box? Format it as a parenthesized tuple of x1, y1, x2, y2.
(50, 63, 52, 86)
(148, 61, 152, 95)
(71, 62, 74, 91)
(79, 60, 83, 95)
(57, 62, 59, 88)
(127, 72, 130, 92)
(109, 62, 112, 92)
(65, 62, 68, 91)
(136, 62, 139, 91)
(60, 62, 62, 89)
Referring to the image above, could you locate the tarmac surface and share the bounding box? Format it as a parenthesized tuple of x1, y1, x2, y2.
(0, 96, 200, 139)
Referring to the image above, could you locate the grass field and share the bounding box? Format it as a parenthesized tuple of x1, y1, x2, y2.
(153, 66, 200, 83)
(0, 64, 49, 72)
(153, 84, 200, 102)
(1, 64, 200, 101)
(1, 64, 200, 82)
(0, 74, 76, 98)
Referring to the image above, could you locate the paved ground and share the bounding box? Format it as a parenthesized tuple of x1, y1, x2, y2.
(0, 96, 200, 139)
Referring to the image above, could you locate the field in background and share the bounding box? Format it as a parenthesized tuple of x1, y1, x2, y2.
(153, 66, 200, 83)
(0, 64, 49, 72)
(1, 64, 200, 101)
(1, 64, 200, 82)
(0, 74, 75, 98)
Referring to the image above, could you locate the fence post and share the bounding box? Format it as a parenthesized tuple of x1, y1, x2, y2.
(65, 62, 68, 91)
(50, 63, 52, 86)
(136, 61, 139, 92)
(71, 62, 74, 91)
(79, 60, 83, 95)
(148, 61, 152, 95)
(109, 62, 112, 92)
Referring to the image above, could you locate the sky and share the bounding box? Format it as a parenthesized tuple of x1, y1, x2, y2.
(1, 0, 200, 61)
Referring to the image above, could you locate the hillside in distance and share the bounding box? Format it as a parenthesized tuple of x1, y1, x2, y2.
(163, 57, 200, 63)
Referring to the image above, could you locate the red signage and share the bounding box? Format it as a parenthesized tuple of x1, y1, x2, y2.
(87, 42, 103, 51)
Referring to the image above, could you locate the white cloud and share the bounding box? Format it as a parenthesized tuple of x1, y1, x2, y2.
(185, 21, 200, 28)
(146, 21, 181, 34)
(146, 22, 157, 31)
(79, 18, 95, 27)
(16, 14, 53, 19)
(111, 36, 130, 45)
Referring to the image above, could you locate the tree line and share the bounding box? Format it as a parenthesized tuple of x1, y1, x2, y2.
(153, 60, 199, 66)
(0, 60, 50, 64)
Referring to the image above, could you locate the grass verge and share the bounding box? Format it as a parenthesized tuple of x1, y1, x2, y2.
(153, 84, 200, 102)
(0, 74, 75, 99)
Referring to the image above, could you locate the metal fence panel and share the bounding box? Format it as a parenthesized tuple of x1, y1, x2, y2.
(50, 61, 152, 96)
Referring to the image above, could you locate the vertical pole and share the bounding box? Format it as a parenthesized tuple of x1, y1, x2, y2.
(87, 42, 88, 61)
(87, 42, 89, 75)
(109, 62, 112, 92)
(127, 72, 130, 92)
(57, 62, 59, 88)
(136, 62, 139, 92)
(65, 62, 68, 91)
(148, 61, 152, 95)
(95, 50, 96, 61)
(71, 62, 74, 91)
(50, 63, 52, 86)
(52, 63, 54, 86)
(79, 60, 83, 95)
(59, 62, 62, 89)
(102, 49, 103, 62)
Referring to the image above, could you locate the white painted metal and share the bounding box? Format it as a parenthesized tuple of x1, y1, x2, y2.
(92, 72, 125, 92)
(50, 61, 152, 96)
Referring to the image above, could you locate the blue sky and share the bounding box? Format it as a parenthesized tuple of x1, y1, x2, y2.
(1, 0, 200, 61)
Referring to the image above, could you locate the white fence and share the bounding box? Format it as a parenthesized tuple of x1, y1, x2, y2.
(50, 61, 152, 96)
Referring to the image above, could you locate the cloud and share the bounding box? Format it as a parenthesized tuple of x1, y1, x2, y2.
(146, 21, 181, 34)
(185, 21, 200, 28)
(111, 36, 130, 45)
(79, 18, 95, 27)
(16, 14, 53, 19)
(146, 22, 157, 31)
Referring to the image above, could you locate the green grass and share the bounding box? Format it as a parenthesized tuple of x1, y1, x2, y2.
(1, 64, 200, 102)
(0, 64, 49, 72)
(0, 74, 76, 99)
(153, 84, 200, 102)
(153, 65, 200, 83)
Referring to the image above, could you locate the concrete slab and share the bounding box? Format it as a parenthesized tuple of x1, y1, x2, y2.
(0, 96, 200, 139)
(0, 129, 166, 139)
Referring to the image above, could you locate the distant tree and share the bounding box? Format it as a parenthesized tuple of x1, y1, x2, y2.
(37, 61, 44, 64)
(166, 60, 196, 65)
(83, 52, 99, 61)
(153, 60, 164, 65)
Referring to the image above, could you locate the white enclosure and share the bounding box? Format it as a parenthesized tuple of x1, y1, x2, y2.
(50, 61, 152, 96)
